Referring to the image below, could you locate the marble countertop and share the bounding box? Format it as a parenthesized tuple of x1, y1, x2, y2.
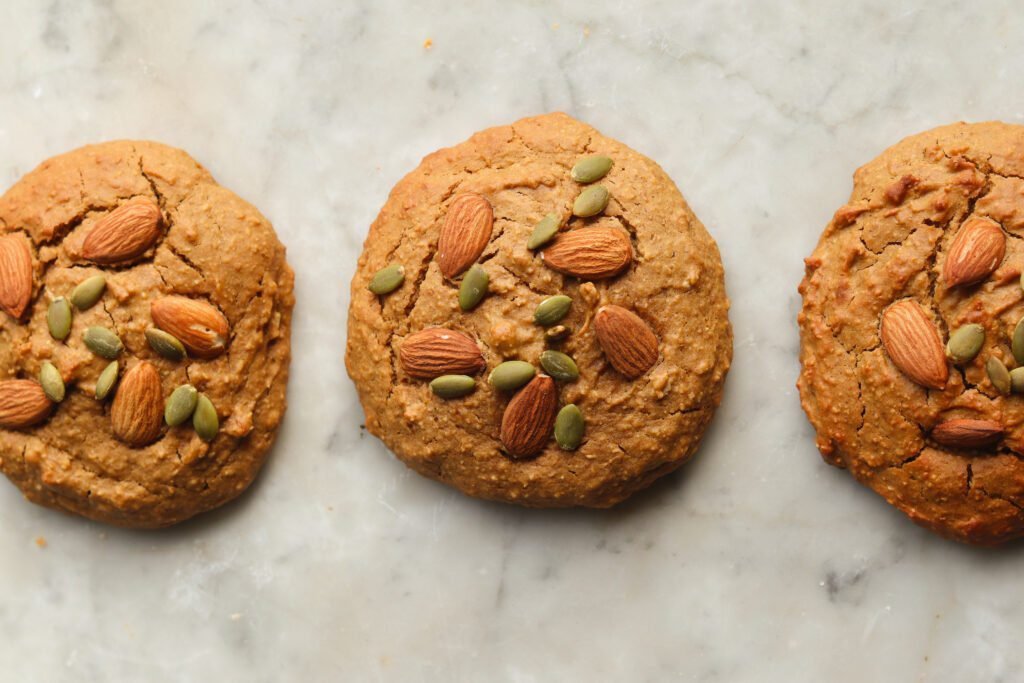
(2, 1, 1024, 681)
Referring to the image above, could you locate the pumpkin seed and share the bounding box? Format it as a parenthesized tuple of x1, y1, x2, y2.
(1014, 318, 1024, 366)
(83, 326, 123, 359)
(572, 185, 610, 217)
(193, 394, 219, 441)
(545, 325, 570, 342)
(554, 404, 584, 450)
(458, 265, 489, 311)
(368, 264, 405, 295)
(47, 297, 72, 341)
(69, 275, 107, 310)
(1011, 367, 1024, 394)
(145, 327, 187, 361)
(527, 213, 561, 250)
(165, 384, 199, 426)
(429, 374, 476, 399)
(95, 361, 119, 400)
(534, 295, 572, 326)
(488, 361, 536, 391)
(540, 350, 579, 382)
(39, 362, 65, 402)
(571, 155, 613, 184)
(986, 357, 1011, 395)
(946, 324, 985, 364)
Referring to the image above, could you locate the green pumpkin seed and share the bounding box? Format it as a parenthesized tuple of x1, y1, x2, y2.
(368, 264, 405, 295)
(39, 362, 65, 403)
(1014, 318, 1024, 366)
(83, 326, 123, 359)
(165, 384, 199, 426)
(193, 394, 219, 441)
(540, 350, 579, 382)
(527, 213, 561, 250)
(429, 374, 476, 399)
(534, 295, 572, 327)
(986, 357, 1011, 395)
(554, 404, 584, 450)
(545, 325, 570, 342)
(145, 327, 187, 361)
(946, 324, 985, 364)
(69, 275, 107, 310)
(47, 297, 72, 341)
(571, 155, 613, 184)
(95, 361, 119, 400)
(1011, 367, 1024, 394)
(572, 185, 610, 218)
(458, 265, 489, 311)
(488, 361, 536, 391)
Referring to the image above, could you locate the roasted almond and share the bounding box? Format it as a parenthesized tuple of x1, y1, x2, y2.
(931, 419, 1004, 448)
(0, 380, 51, 429)
(110, 361, 163, 447)
(594, 305, 659, 379)
(437, 193, 493, 279)
(541, 227, 632, 280)
(151, 296, 230, 359)
(943, 217, 1005, 288)
(0, 234, 33, 319)
(500, 374, 558, 459)
(880, 300, 948, 390)
(82, 198, 163, 264)
(399, 328, 485, 380)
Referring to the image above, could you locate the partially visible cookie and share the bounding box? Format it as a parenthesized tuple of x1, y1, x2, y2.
(0, 141, 294, 527)
(347, 112, 732, 507)
(799, 121, 1024, 545)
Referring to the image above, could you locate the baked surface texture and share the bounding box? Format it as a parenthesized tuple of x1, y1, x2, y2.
(0, 141, 294, 527)
(347, 112, 732, 507)
(799, 121, 1024, 545)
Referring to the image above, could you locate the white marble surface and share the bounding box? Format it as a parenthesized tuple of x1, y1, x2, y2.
(2, 0, 1024, 680)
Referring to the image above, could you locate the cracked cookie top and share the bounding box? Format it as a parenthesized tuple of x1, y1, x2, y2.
(0, 141, 294, 528)
(799, 121, 1024, 545)
(346, 112, 732, 507)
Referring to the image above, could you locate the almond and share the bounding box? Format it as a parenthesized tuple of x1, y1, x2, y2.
(0, 380, 51, 429)
(82, 198, 163, 264)
(500, 374, 558, 459)
(594, 305, 659, 379)
(151, 296, 230, 358)
(880, 300, 948, 389)
(399, 328, 485, 380)
(931, 419, 1003, 448)
(943, 217, 1005, 287)
(0, 234, 33, 319)
(111, 361, 163, 447)
(437, 193, 493, 279)
(541, 227, 632, 280)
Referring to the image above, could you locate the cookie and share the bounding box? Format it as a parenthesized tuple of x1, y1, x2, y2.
(799, 121, 1024, 545)
(0, 141, 294, 528)
(347, 113, 732, 507)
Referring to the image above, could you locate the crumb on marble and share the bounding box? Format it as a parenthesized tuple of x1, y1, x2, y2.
(583, 26, 591, 37)
(551, 22, 559, 30)
(423, 38, 433, 50)
(35, 536, 47, 548)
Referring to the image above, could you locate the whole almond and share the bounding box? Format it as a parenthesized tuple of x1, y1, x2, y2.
(594, 305, 659, 379)
(943, 217, 1005, 287)
(0, 234, 33, 319)
(880, 300, 948, 390)
(82, 198, 163, 264)
(111, 361, 163, 447)
(0, 380, 51, 429)
(931, 419, 1003, 448)
(437, 193, 493, 279)
(399, 328, 485, 379)
(541, 227, 632, 280)
(500, 374, 558, 459)
(151, 296, 230, 359)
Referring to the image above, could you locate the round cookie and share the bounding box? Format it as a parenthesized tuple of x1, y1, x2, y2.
(0, 141, 294, 528)
(347, 113, 732, 507)
(799, 122, 1024, 545)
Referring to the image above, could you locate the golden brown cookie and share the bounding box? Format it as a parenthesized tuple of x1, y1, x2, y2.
(0, 141, 294, 527)
(799, 121, 1024, 545)
(347, 113, 732, 507)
